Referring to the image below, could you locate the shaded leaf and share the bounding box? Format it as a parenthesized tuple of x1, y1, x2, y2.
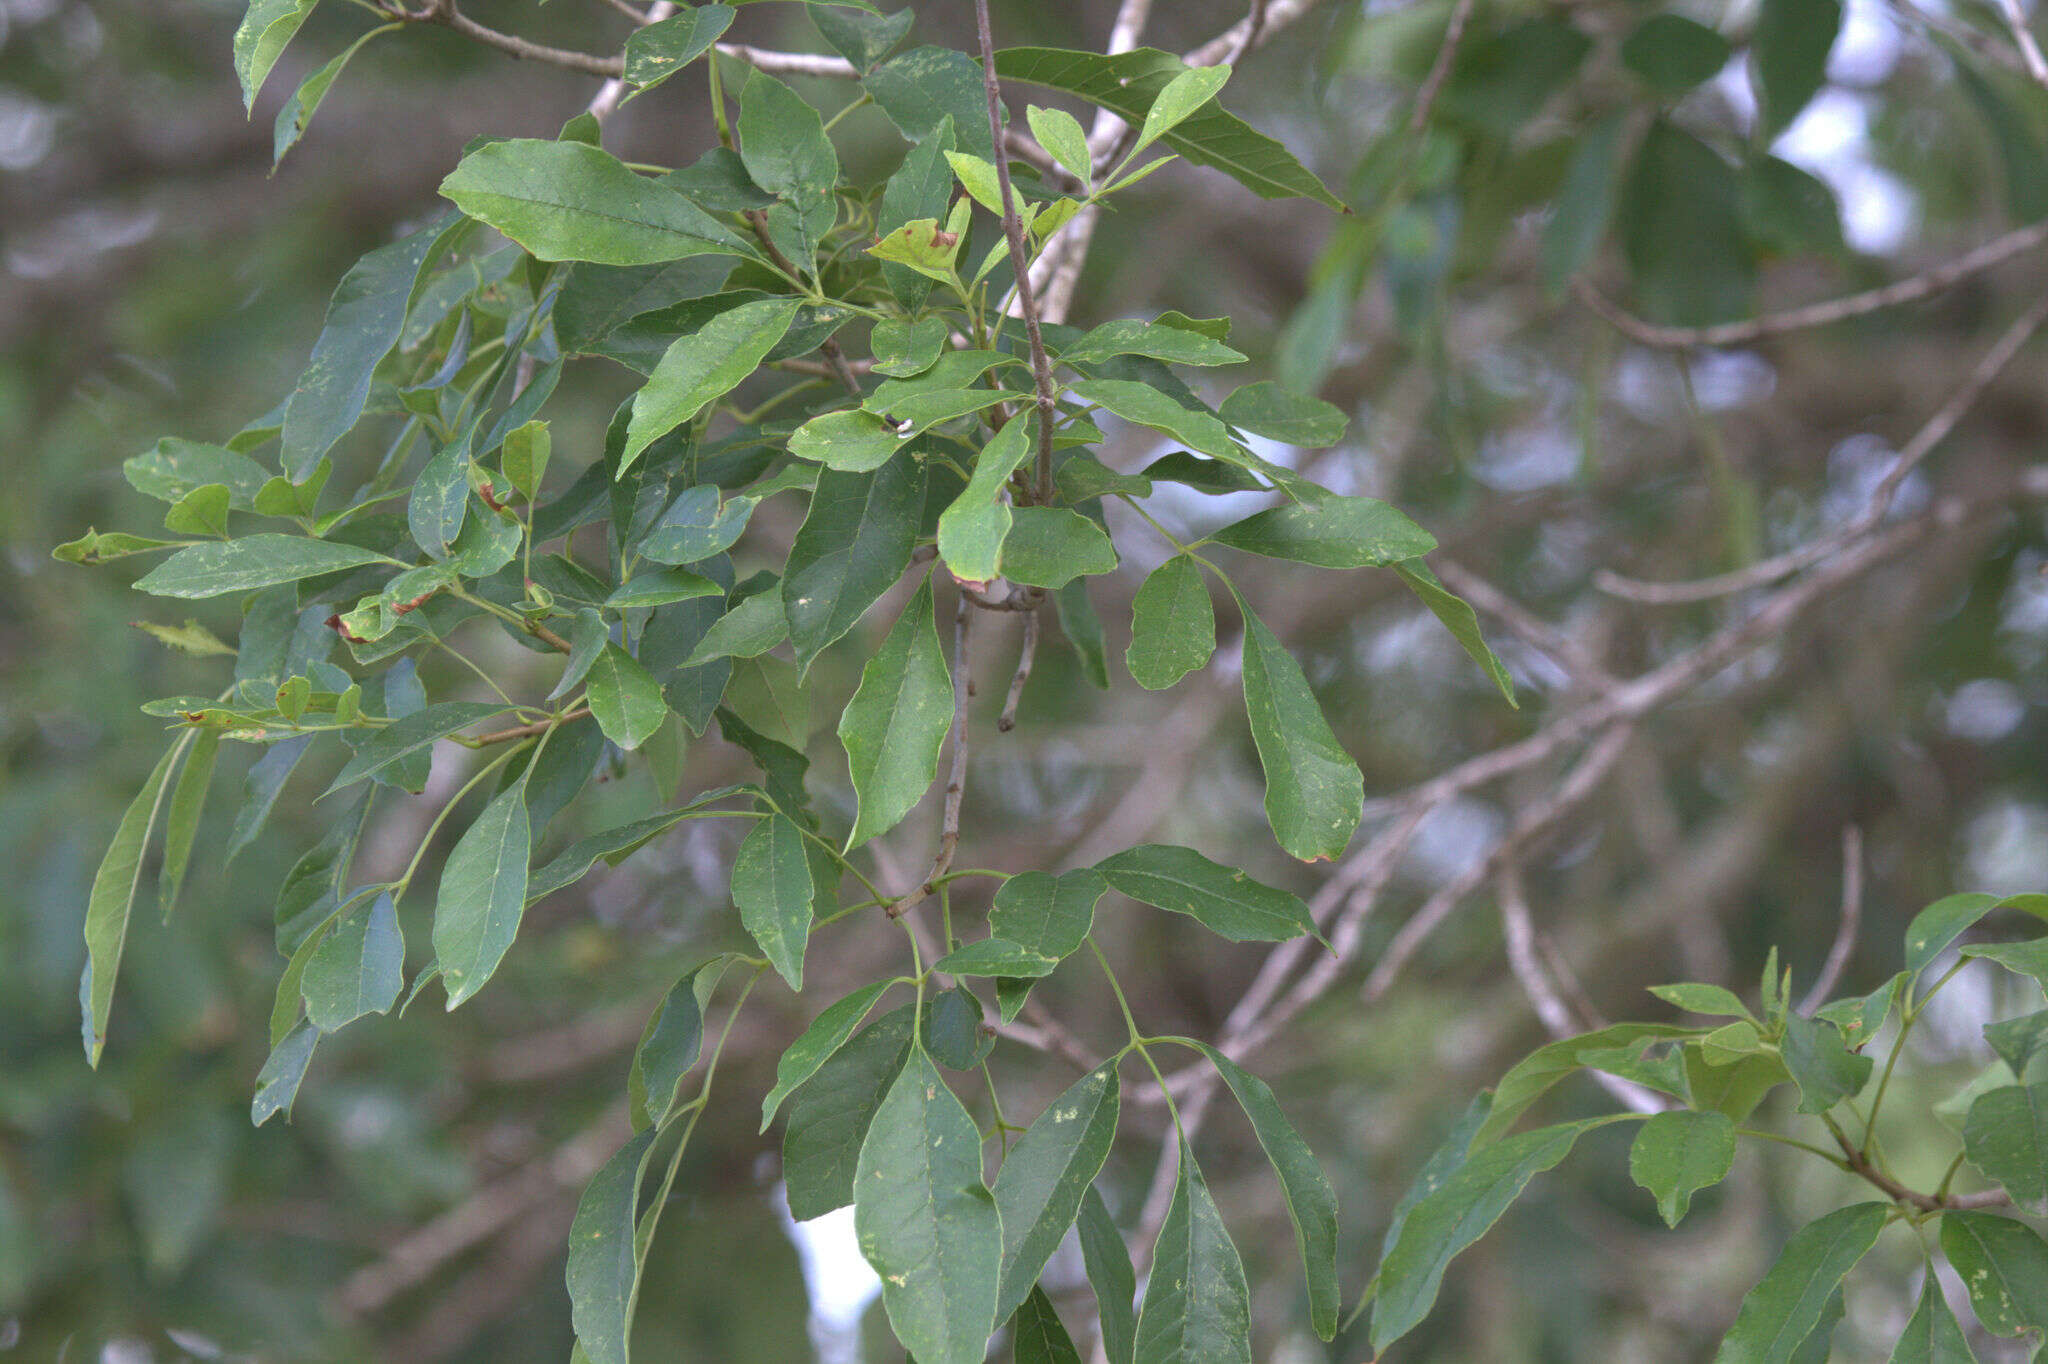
(1940, 1212, 2048, 1338)
(994, 1063, 1122, 1321)
(761, 979, 897, 1132)
(1239, 602, 1363, 862)
(1078, 1186, 1138, 1364)
(1711, 1203, 1888, 1363)
(302, 892, 403, 1031)
(734, 814, 815, 990)
(81, 742, 183, 1066)
(784, 450, 926, 671)
(1963, 1083, 2048, 1213)
(1629, 1109, 1736, 1227)
(432, 779, 532, 1009)
(1096, 844, 1314, 941)
(567, 1127, 659, 1364)
(831, 572, 950, 845)
(623, 5, 736, 91)
(1134, 1144, 1252, 1364)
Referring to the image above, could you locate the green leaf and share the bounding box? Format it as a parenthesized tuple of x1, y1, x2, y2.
(1986, 1009, 2048, 1078)
(442, 139, 753, 269)
(54, 529, 191, 564)
(1961, 938, 2048, 991)
(586, 644, 669, 751)
(325, 702, 507, 794)
(135, 534, 388, 599)
(994, 47, 1343, 208)
(865, 47, 995, 158)
(1438, 19, 1591, 134)
(810, 3, 912, 72)
(1079, 1186, 1138, 1364)
(158, 729, 220, 916)
(622, 297, 801, 472)
(1134, 65, 1233, 156)
(839, 578, 952, 848)
(733, 814, 814, 990)
(603, 568, 722, 610)
(1476, 1023, 1699, 1144)
(1939, 1212, 2048, 1338)
(81, 742, 184, 1066)
(1188, 1041, 1341, 1339)
(302, 892, 403, 1031)
(272, 22, 393, 165)
(1027, 104, 1091, 183)
(1905, 892, 2007, 974)
(785, 1006, 915, 1219)
(1377, 1093, 1492, 1271)
(1628, 1109, 1735, 1227)
(1711, 1203, 1889, 1363)
(1650, 982, 1755, 1019)
(945, 150, 1005, 214)
(1619, 120, 1754, 327)
(282, 213, 466, 480)
(408, 443, 471, 560)
(227, 734, 313, 862)
(1781, 1013, 1872, 1114)
(1887, 1276, 1980, 1364)
(126, 438, 270, 508)
(788, 408, 913, 472)
(1209, 495, 1434, 568)
(1096, 844, 1315, 942)
(1372, 1118, 1609, 1351)
(1544, 115, 1627, 291)
(1394, 560, 1519, 707)
(740, 68, 839, 211)
(1070, 377, 1243, 463)
(163, 484, 232, 538)
(1753, 0, 1842, 139)
(1013, 1286, 1085, 1364)
(930, 938, 1060, 977)
(432, 779, 532, 1010)
(502, 419, 551, 501)
(994, 1062, 1122, 1321)
(1001, 507, 1120, 589)
(1128, 555, 1215, 691)
(1621, 14, 1733, 98)
(234, 0, 318, 110)
(1139, 450, 1265, 495)
(567, 1127, 658, 1364)
(1238, 601, 1362, 863)
(1964, 1083, 2048, 1214)
(638, 485, 755, 566)
(1134, 1144, 1252, 1364)
(622, 5, 736, 91)
(629, 961, 713, 1129)
(1216, 381, 1347, 446)
(684, 590, 789, 666)
(935, 415, 1034, 585)
(784, 451, 926, 672)
(871, 316, 950, 376)
(989, 869, 1105, 962)
(1741, 155, 1844, 255)
(876, 118, 958, 310)
(1058, 319, 1247, 369)
(854, 1047, 1003, 1364)
(250, 1020, 319, 1125)
(1055, 576, 1111, 689)
(760, 980, 897, 1133)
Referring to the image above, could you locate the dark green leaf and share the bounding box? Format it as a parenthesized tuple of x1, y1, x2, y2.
(1438, 19, 1592, 135)
(1394, 560, 1518, 707)
(1964, 1083, 2048, 1214)
(740, 69, 839, 210)
(1209, 495, 1433, 568)
(1887, 1276, 1980, 1363)
(924, 987, 993, 1071)
(1215, 381, 1348, 447)
(1629, 1109, 1736, 1227)
(760, 980, 896, 1132)
(994, 1063, 1122, 1321)
(785, 1006, 915, 1219)
(629, 961, 714, 1129)
(126, 439, 269, 508)
(784, 450, 926, 671)
(1621, 14, 1734, 97)
(408, 442, 471, 560)
(81, 742, 183, 1066)
(866, 46, 994, 158)
(325, 702, 507, 794)
(876, 118, 958, 310)
(302, 892, 403, 1032)
(1001, 507, 1120, 589)
(1741, 155, 1844, 255)
(854, 1047, 1003, 1364)
(135, 534, 389, 599)
(1055, 576, 1111, 689)
(1906, 892, 2007, 974)
(1544, 115, 1628, 291)
(250, 1020, 319, 1125)
(1138, 450, 1266, 495)
(1058, 319, 1247, 369)
(1239, 602, 1362, 863)
(989, 869, 1105, 963)
(1188, 1041, 1340, 1338)
(273, 23, 392, 165)
(227, 733, 313, 863)
(1096, 844, 1314, 941)
(1986, 1009, 2048, 1078)
(930, 938, 1059, 977)
(1619, 121, 1754, 327)
(586, 644, 669, 751)
(1013, 1286, 1085, 1364)
(734, 814, 814, 990)
(1941, 1211, 2048, 1338)
(432, 779, 532, 1009)
(1960, 938, 2048, 991)
(1079, 1186, 1138, 1364)
(1476, 1024, 1699, 1144)
(637, 485, 755, 566)
(566, 1127, 658, 1364)
(1127, 556, 1214, 691)
(839, 579, 952, 847)
(622, 297, 801, 471)
(623, 5, 736, 91)
(158, 729, 220, 916)
(1753, 0, 1842, 139)
(442, 139, 752, 266)
(1134, 1144, 1252, 1364)
(1712, 1203, 1888, 1363)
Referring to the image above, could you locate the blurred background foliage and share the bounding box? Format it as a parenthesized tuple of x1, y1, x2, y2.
(5, 0, 2048, 1359)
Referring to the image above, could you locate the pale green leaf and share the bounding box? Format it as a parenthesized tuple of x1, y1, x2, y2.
(1134, 64, 1233, 155)
(683, 590, 788, 667)
(1027, 104, 1091, 183)
(81, 742, 184, 1066)
(931, 938, 1060, 977)
(789, 408, 914, 472)
(935, 415, 1033, 585)
(1239, 602, 1362, 862)
(586, 644, 670, 751)
(234, 0, 318, 110)
(1209, 495, 1434, 568)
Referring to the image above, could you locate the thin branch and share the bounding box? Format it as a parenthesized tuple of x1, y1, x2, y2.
(997, 605, 1040, 732)
(587, 0, 675, 117)
(1185, 0, 1333, 67)
(1998, 0, 2048, 88)
(887, 590, 974, 918)
(1228, 0, 1273, 64)
(744, 209, 865, 400)
(1598, 289, 2048, 604)
(1573, 217, 2048, 350)
(1831, 1127, 2012, 1211)
(1108, 0, 1157, 54)
(1408, 0, 1476, 132)
(464, 707, 591, 747)
(973, 0, 1061, 502)
(379, 0, 626, 76)
(1799, 826, 1865, 1016)
(713, 42, 858, 79)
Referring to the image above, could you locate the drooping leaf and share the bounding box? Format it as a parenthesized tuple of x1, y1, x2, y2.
(784, 451, 926, 672)
(1013, 1286, 1085, 1364)
(1963, 1083, 2048, 1214)
(441, 139, 752, 266)
(227, 733, 313, 862)
(135, 535, 389, 599)
(1188, 1041, 1341, 1338)
(250, 1020, 319, 1125)
(1887, 1276, 1980, 1364)
(1079, 1186, 1138, 1364)
(432, 779, 533, 1010)
(1711, 1203, 1889, 1363)
(760, 980, 897, 1133)
(1216, 381, 1347, 446)
(994, 1062, 1122, 1321)
(158, 729, 220, 917)
(81, 742, 184, 1066)
(1986, 1009, 2048, 1078)
(1095, 844, 1314, 942)
(994, 47, 1343, 208)
(1394, 561, 1519, 707)
(854, 1047, 1004, 1364)
(234, 0, 319, 110)
(1629, 1109, 1736, 1227)
(1127, 555, 1216, 691)
(272, 22, 394, 165)
(1372, 1118, 1611, 1351)
(1238, 602, 1363, 862)
(302, 892, 403, 1031)
(629, 960, 715, 1129)
(1543, 115, 1628, 291)
(733, 814, 815, 990)
(566, 1127, 659, 1364)
(1055, 576, 1111, 689)
(839, 578, 952, 848)
(923, 986, 994, 1071)
(1133, 1144, 1253, 1364)
(811, 3, 912, 72)
(1939, 1212, 2048, 1339)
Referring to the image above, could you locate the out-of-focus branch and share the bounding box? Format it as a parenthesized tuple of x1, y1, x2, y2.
(1409, 0, 1476, 131)
(376, 0, 627, 76)
(587, 0, 675, 117)
(1997, 0, 2048, 88)
(1799, 826, 1865, 1015)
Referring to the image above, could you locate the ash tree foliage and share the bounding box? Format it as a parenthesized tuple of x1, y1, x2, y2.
(52, 0, 2048, 1359)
